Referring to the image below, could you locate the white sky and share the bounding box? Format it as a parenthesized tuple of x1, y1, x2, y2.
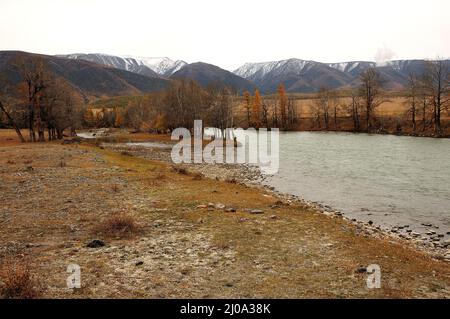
(0, 0, 449, 70)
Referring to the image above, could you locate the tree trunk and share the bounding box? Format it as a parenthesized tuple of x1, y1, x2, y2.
(0, 101, 26, 143)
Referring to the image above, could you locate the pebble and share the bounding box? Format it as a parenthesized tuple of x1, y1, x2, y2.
(215, 203, 226, 210)
(250, 209, 264, 215)
(225, 208, 236, 213)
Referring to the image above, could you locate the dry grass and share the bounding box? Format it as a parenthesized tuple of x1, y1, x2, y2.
(0, 260, 40, 299)
(172, 166, 189, 175)
(111, 184, 120, 192)
(192, 172, 204, 181)
(154, 171, 166, 180)
(120, 151, 133, 157)
(1, 133, 449, 298)
(212, 235, 231, 250)
(225, 177, 237, 184)
(93, 213, 140, 238)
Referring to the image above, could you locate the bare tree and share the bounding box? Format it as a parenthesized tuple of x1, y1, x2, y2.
(359, 68, 384, 132)
(0, 99, 25, 142)
(261, 102, 269, 128)
(15, 56, 49, 142)
(405, 73, 420, 132)
(243, 91, 251, 128)
(314, 87, 330, 130)
(349, 90, 361, 131)
(286, 98, 297, 129)
(422, 59, 449, 136)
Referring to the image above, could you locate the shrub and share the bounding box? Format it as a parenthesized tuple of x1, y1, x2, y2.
(94, 213, 139, 238)
(0, 261, 40, 299)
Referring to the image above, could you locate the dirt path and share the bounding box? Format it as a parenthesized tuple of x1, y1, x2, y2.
(0, 141, 449, 298)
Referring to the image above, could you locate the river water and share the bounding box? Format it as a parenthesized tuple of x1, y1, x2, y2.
(261, 132, 450, 237)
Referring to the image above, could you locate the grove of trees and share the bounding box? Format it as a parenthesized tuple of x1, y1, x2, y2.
(0, 56, 86, 142)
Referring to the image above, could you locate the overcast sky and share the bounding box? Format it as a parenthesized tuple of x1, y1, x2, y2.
(0, 0, 449, 70)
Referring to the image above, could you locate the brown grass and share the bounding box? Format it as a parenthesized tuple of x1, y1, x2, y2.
(154, 171, 166, 180)
(172, 166, 189, 175)
(111, 184, 120, 192)
(192, 172, 204, 181)
(120, 151, 133, 157)
(1, 133, 449, 298)
(0, 260, 40, 299)
(225, 177, 237, 184)
(94, 213, 140, 238)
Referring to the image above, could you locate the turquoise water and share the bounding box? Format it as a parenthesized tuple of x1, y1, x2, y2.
(263, 132, 450, 235)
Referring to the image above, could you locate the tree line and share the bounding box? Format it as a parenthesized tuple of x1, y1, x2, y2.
(84, 80, 236, 134)
(242, 84, 298, 130)
(310, 60, 449, 136)
(0, 56, 85, 142)
(1, 57, 448, 142)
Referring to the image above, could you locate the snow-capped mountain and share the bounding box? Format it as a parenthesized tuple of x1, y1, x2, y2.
(327, 61, 376, 75)
(60, 53, 187, 77)
(234, 58, 353, 93)
(123, 56, 187, 76)
(233, 58, 446, 93)
(234, 59, 314, 81)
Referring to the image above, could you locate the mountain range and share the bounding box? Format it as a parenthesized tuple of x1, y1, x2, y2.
(1, 51, 446, 102)
(63, 54, 441, 93)
(0, 51, 170, 100)
(234, 58, 433, 92)
(58, 53, 187, 77)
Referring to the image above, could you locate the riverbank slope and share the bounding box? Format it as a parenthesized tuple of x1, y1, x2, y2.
(0, 130, 449, 298)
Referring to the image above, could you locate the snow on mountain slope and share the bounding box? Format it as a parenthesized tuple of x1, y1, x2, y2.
(234, 59, 314, 81)
(327, 61, 376, 73)
(61, 53, 187, 77)
(123, 56, 187, 76)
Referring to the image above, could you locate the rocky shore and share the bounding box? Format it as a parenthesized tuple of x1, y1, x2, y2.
(102, 140, 450, 263)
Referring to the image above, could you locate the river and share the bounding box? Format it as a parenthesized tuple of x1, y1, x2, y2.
(260, 132, 450, 237)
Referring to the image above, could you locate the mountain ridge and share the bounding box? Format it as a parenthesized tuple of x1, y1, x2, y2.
(59, 53, 187, 77)
(0, 51, 170, 101)
(233, 58, 446, 93)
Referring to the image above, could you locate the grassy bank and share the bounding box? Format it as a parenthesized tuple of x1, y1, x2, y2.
(0, 130, 449, 298)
